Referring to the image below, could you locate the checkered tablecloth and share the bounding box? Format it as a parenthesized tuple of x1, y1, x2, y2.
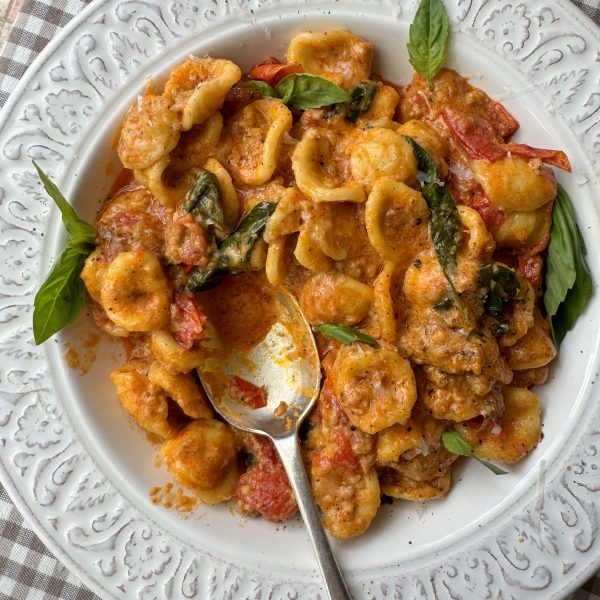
(0, 0, 599, 598)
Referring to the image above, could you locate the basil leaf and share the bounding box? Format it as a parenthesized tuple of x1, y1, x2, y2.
(407, 0, 450, 85)
(345, 81, 377, 121)
(474, 458, 509, 476)
(544, 184, 592, 346)
(275, 73, 350, 110)
(442, 430, 508, 475)
(245, 80, 278, 98)
(479, 263, 520, 334)
(405, 137, 458, 274)
(33, 243, 89, 344)
(187, 202, 276, 291)
(314, 324, 380, 348)
(184, 170, 225, 234)
(219, 201, 276, 271)
(405, 136, 464, 314)
(330, 81, 377, 122)
(33, 161, 96, 246)
(32, 162, 97, 345)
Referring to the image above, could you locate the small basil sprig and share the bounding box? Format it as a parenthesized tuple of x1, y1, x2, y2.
(407, 0, 450, 86)
(405, 136, 463, 314)
(184, 170, 225, 236)
(442, 430, 508, 475)
(314, 324, 380, 348)
(329, 81, 377, 122)
(187, 201, 276, 290)
(544, 184, 592, 347)
(32, 161, 97, 344)
(246, 73, 350, 110)
(479, 263, 520, 334)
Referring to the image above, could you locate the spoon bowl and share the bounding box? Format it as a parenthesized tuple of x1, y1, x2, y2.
(197, 288, 352, 600)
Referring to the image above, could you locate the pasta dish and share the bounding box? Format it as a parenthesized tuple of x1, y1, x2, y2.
(79, 29, 568, 539)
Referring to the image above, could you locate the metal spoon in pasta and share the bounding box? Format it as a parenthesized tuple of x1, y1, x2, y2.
(196, 289, 352, 600)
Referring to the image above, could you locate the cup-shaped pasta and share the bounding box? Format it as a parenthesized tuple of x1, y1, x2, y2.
(503, 313, 556, 370)
(150, 330, 204, 374)
(292, 129, 365, 203)
(137, 112, 224, 209)
(493, 203, 552, 249)
(365, 178, 429, 263)
(376, 402, 445, 465)
(471, 157, 557, 212)
(351, 128, 418, 191)
(311, 450, 380, 538)
(380, 468, 452, 501)
(455, 386, 541, 463)
(168, 111, 224, 175)
(81, 248, 108, 303)
(286, 30, 373, 89)
(164, 57, 241, 131)
(293, 227, 333, 272)
(118, 94, 181, 170)
(498, 280, 535, 349)
(420, 368, 504, 422)
(398, 306, 501, 375)
(228, 99, 292, 186)
(356, 84, 399, 129)
(100, 250, 171, 332)
(366, 262, 398, 343)
(396, 120, 449, 177)
(110, 362, 177, 439)
(299, 272, 373, 326)
(97, 187, 166, 257)
(331, 345, 417, 433)
(456, 205, 495, 262)
(263, 187, 304, 243)
(265, 237, 290, 286)
(148, 361, 212, 420)
(162, 419, 240, 504)
(134, 157, 181, 209)
(203, 158, 240, 229)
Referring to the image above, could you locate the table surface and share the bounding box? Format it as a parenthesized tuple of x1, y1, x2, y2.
(0, 0, 599, 598)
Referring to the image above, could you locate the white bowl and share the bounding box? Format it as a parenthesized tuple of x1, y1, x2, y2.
(1, 1, 599, 598)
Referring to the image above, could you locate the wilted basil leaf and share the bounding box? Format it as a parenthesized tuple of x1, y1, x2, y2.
(314, 324, 380, 348)
(184, 170, 225, 234)
(479, 263, 520, 334)
(187, 202, 276, 291)
(442, 430, 508, 475)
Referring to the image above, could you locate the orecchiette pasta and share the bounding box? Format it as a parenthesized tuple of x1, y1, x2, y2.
(110, 361, 177, 440)
(455, 387, 541, 463)
(85, 28, 567, 538)
(227, 99, 292, 185)
(286, 29, 373, 89)
(351, 128, 417, 191)
(299, 272, 373, 326)
(332, 344, 417, 434)
(164, 57, 241, 131)
(471, 157, 557, 212)
(292, 128, 365, 203)
(365, 178, 429, 263)
(118, 94, 181, 170)
(162, 419, 240, 504)
(100, 250, 171, 332)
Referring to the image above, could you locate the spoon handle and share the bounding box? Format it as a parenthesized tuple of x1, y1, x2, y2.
(273, 434, 353, 600)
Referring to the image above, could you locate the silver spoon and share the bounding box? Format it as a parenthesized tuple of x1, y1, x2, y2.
(197, 289, 352, 600)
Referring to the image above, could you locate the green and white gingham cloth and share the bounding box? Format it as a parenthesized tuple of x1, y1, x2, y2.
(0, 0, 598, 598)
